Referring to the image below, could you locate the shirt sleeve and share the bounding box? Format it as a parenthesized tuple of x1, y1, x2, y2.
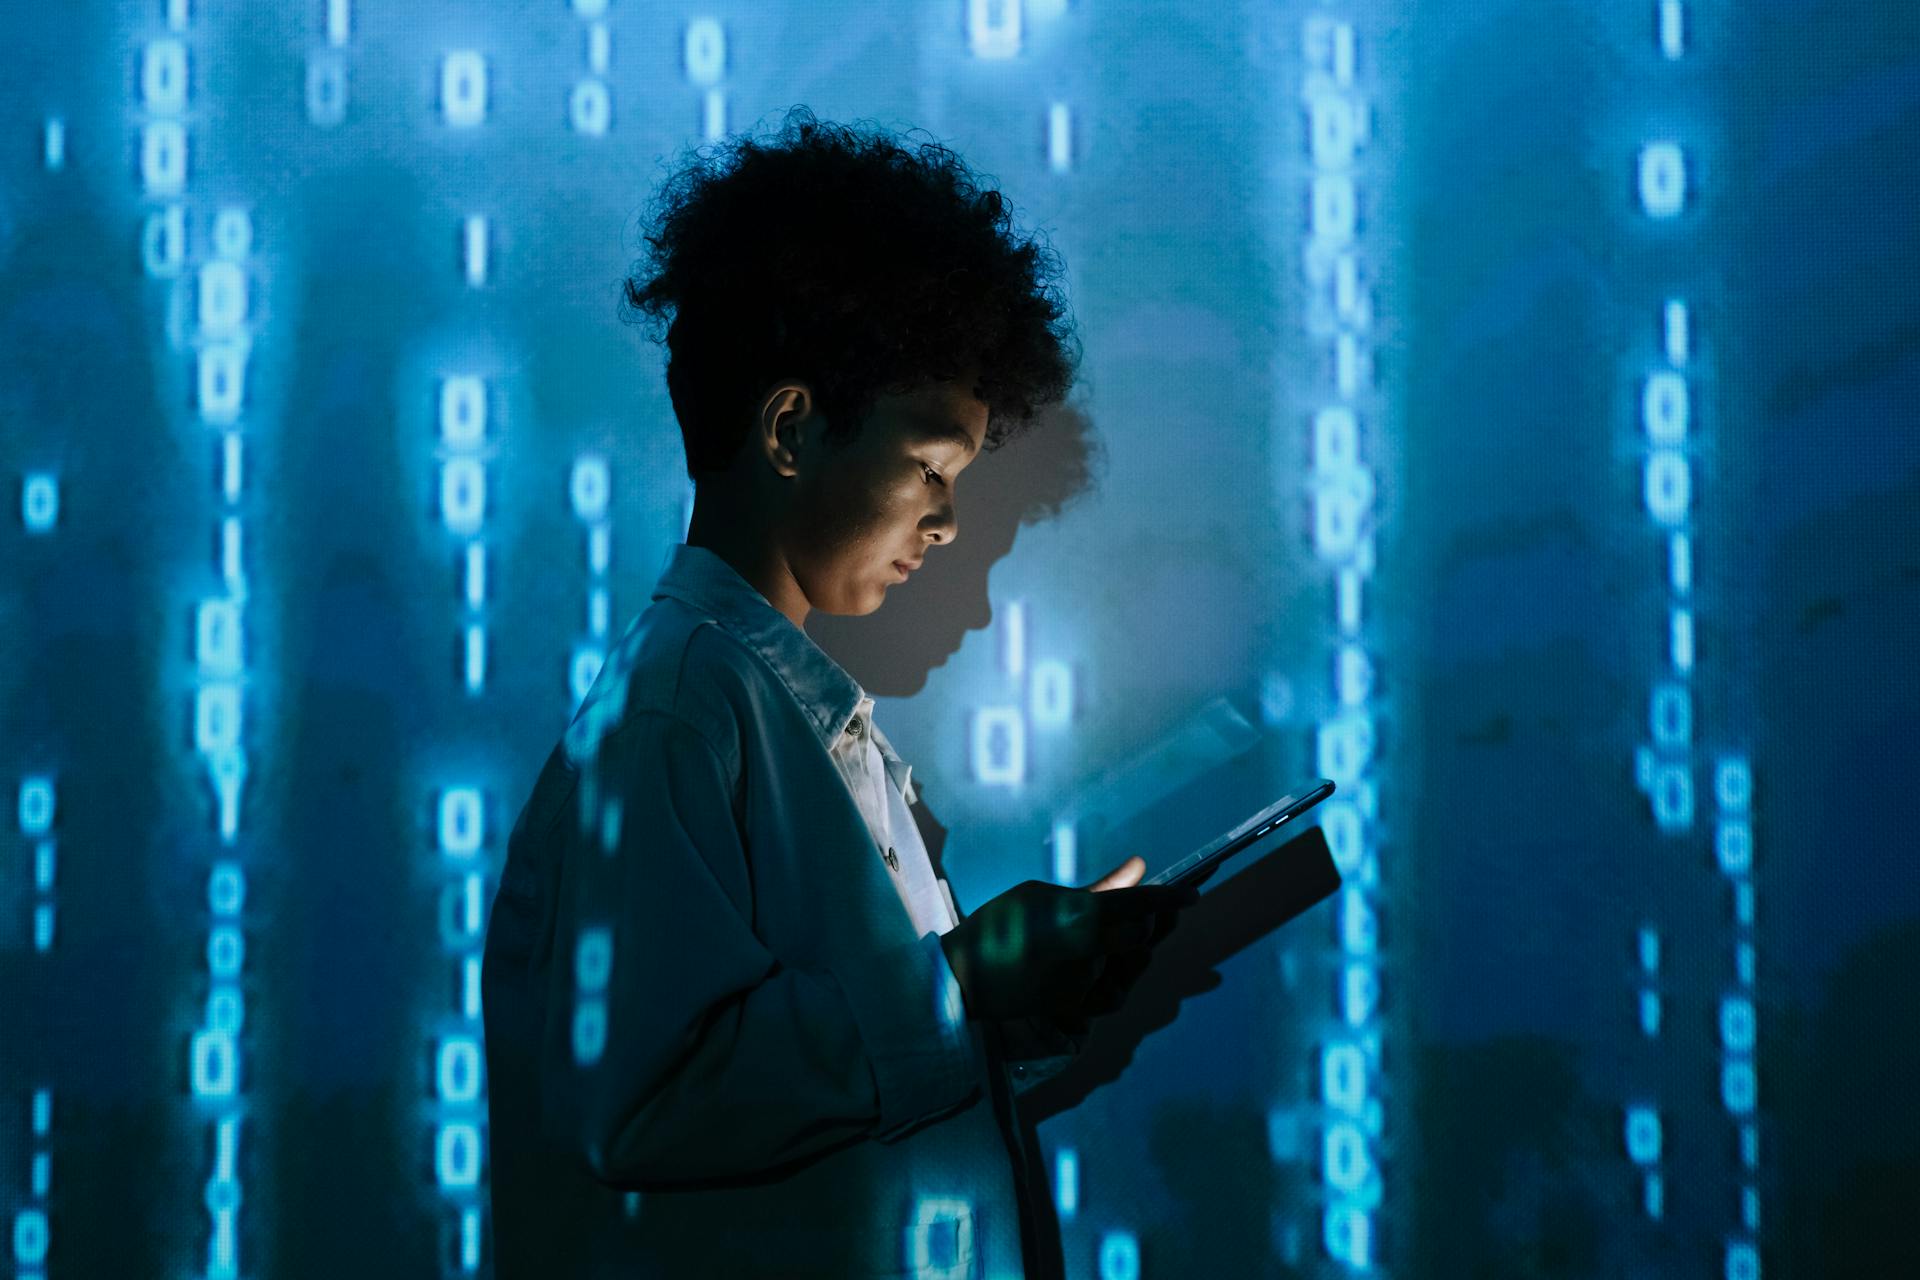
(998, 1015, 1084, 1095)
(537, 710, 982, 1191)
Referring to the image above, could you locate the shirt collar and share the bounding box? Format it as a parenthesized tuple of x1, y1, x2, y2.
(649, 542, 871, 758)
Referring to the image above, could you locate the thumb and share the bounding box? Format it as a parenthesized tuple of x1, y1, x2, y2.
(1086, 854, 1145, 892)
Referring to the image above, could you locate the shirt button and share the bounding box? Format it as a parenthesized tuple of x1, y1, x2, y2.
(846, 715, 863, 736)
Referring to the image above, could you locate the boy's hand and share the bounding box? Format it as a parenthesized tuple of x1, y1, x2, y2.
(1054, 855, 1185, 1036)
(939, 855, 1196, 1026)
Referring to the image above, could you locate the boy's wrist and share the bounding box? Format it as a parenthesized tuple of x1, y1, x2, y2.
(937, 928, 975, 1019)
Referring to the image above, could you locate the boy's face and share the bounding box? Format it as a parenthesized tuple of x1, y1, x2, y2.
(771, 374, 989, 621)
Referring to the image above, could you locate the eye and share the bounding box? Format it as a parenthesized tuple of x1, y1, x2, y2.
(920, 462, 945, 487)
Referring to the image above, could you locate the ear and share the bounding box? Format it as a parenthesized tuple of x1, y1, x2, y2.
(756, 381, 814, 478)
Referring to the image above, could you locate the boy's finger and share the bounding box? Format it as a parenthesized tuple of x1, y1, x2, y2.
(1084, 855, 1145, 892)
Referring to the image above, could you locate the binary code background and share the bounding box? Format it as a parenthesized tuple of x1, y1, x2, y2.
(3, 1, 1917, 1277)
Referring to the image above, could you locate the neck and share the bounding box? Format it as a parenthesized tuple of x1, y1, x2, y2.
(684, 483, 809, 629)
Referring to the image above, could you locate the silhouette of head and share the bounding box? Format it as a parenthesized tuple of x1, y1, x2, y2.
(620, 105, 1083, 629)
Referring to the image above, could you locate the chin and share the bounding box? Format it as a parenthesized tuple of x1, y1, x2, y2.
(817, 589, 886, 618)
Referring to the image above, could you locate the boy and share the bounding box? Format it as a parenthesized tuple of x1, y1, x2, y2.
(481, 107, 1195, 1278)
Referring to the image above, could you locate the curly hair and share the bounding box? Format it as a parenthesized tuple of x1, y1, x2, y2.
(620, 105, 1082, 480)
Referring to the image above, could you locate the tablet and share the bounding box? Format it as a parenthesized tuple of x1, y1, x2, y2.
(1144, 778, 1336, 889)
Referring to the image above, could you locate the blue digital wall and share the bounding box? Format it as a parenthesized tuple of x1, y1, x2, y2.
(3, 1, 1916, 1277)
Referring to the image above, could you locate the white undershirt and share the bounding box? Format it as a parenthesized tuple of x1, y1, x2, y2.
(827, 694, 960, 940)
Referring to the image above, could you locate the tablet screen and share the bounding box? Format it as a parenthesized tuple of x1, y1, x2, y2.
(1144, 778, 1336, 888)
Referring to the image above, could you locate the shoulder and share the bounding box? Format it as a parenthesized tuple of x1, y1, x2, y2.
(563, 598, 781, 780)
(665, 619, 770, 772)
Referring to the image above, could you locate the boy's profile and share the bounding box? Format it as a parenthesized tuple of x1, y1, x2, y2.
(480, 106, 1196, 1279)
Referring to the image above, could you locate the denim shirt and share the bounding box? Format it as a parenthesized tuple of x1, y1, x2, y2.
(481, 542, 1077, 1278)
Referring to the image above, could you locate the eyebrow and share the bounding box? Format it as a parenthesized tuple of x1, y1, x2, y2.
(917, 419, 979, 457)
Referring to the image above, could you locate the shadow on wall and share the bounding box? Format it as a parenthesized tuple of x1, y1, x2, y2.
(806, 396, 1105, 699)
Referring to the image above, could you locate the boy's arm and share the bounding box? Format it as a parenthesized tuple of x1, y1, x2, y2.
(998, 1015, 1084, 1094)
(539, 711, 982, 1191)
